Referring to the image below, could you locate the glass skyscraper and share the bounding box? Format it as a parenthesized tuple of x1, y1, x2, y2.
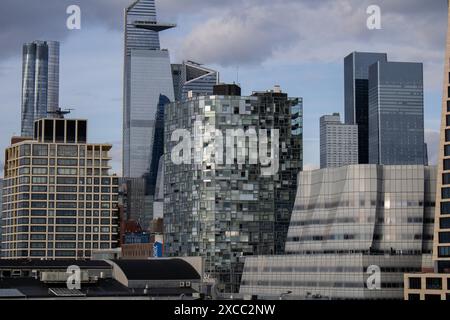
(344, 52, 387, 164)
(368, 61, 425, 165)
(122, 0, 175, 179)
(164, 85, 302, 293)
(171, 61, 219, 102)
(21, 41, 60, 137)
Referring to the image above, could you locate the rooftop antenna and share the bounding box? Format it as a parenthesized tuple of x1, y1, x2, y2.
(47, 107, 74, 119)
(236, 66, 240, 85)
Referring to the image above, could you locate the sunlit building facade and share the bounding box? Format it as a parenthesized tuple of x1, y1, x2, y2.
(1, 119, 120, 260)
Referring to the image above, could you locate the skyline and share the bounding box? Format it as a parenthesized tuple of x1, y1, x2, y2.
(0, 0, 447, 176)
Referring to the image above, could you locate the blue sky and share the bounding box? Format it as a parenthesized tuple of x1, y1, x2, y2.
(0, 0, 447, 174)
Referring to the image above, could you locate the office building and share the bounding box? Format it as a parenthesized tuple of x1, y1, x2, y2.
(404, 2, 450, 300)
(164, 85, 302, 292)
(122, 0, 175, 179)
(171, 61, 219, 102)
(240, 165, 436, 299)
(344, 52, 387, 164)
(320, 113, 358, 168)
(368, 61, 425, 165)
(1, 118, 120, 260)
(21, 41, 60, 137)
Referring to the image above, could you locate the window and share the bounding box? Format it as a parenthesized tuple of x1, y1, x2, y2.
(57, 159, 78, 166)
(443, 188, 450, 199)
(57, 145, 78, 157)
(444, 174, 450, 186)
(441, 218, 450, 229)
(57, 177, 77, 185)
(32, 167, 48, 175)
(32, 158, 48, 165)
(19, 145, 31, 157)
(447, 130, 450, 142)
(426, 278, 442, 290)
(408, 277, 421, 290)
(32, 177, 47, 184)
(438, 246, 450, 258)
(445, 159, 450, 171)
(446, 145, 450, 157)
(425, 294, 442, 301)
(439, 232, 450, 243)
(32, 144, 48, 156)
(57, 168, 77, 176)
(442, 202, 450, 215)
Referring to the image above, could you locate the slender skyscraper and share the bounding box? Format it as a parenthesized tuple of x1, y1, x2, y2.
(21, 41, 60, 137)
(123, 0, 175, 179)
(344, 52, 387, 164)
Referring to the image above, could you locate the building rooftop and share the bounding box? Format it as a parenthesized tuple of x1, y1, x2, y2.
(111, 259, 201, 281)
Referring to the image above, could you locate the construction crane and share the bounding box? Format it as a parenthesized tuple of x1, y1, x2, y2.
(47, 107, 74, 119)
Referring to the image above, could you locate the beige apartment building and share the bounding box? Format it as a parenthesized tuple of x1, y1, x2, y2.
(1, 118, 120, 260)
(404, 1, 450, 300)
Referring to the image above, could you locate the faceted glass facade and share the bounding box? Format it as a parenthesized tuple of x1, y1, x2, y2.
(21, 41, 59, 137)
(1, 119, 120, 260)
(164, 91, 302, 293)
(240, 165, 436, 299)
(368, 62, 425, 165)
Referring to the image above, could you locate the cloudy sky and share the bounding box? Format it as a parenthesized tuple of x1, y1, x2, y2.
(0, 0, 448, 175)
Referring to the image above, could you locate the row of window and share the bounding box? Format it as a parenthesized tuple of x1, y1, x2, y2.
(241, 280, 404, 289)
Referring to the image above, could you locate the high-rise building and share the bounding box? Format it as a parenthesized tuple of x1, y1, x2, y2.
(344, 52, 387, 164)
(368, 61, 425, 165)
(122, 0, 175, 179)
(0, 179, 3, 256)
(164, 85, 302, 292)
(1, 118, 120, 260)
(320, 113, 358, 168)
(240, 165, 436, 300)
(21, 41, 60, 137)
(404, 2, 450, 300)
(171, 61, 219, 102)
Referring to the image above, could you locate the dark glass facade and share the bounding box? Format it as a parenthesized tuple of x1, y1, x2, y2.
(344, 52, 387, 164)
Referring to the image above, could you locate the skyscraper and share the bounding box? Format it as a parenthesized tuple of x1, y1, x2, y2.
(368, 61, 425, 165)
(122, 0, 175, 179)
(320, 113, 358, 168)
(404, 1, 450, 300)
(171, 61, 219, 102)
(1, 118, 120, 260)
(21, 41, 60, 137)
(344, 52, 387, 164)
(164, 85, 302, 292)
